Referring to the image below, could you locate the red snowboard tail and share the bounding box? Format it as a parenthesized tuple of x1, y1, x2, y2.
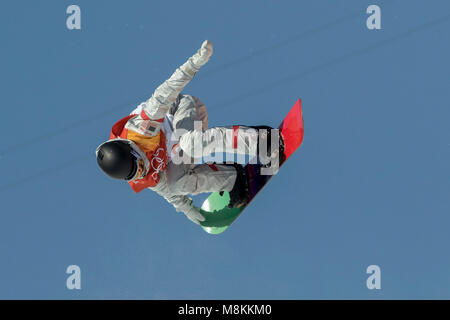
(279, 99, 304, 159)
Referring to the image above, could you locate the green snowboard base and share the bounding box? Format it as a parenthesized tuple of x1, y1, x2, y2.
(199, 192, 244, 234)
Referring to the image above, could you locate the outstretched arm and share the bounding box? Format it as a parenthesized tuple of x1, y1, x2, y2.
(163, 194, 205, 225)
(141, 40, 213, 119)
(150, 175, 205, 225)
(127, 40, 213, 137)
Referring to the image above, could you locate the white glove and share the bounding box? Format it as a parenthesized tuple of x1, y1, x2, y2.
(190, 40, 213, 68)
(183, 206, 206, 225)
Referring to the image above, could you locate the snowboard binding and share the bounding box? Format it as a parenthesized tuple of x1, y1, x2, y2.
(220, 164, 250, 208)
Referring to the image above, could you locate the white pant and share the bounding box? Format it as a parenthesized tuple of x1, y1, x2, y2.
(165, 94, 237, 195)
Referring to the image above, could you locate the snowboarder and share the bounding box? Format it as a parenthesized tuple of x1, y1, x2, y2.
(96, 40, 282, 225)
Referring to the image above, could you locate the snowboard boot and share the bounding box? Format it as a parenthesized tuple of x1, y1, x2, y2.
(225, 164, 250, 208)
(251, 125, 286, 166)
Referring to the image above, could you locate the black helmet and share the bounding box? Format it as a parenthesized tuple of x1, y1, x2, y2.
(96, 140, 138, 180)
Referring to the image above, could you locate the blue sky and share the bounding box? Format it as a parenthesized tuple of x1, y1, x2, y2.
(1, 0, 449, 299)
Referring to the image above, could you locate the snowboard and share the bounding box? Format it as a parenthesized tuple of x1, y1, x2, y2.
(199, 99, 304, 234)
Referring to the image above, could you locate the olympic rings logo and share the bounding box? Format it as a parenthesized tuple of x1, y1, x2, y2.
(151, 147, 166, 180)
